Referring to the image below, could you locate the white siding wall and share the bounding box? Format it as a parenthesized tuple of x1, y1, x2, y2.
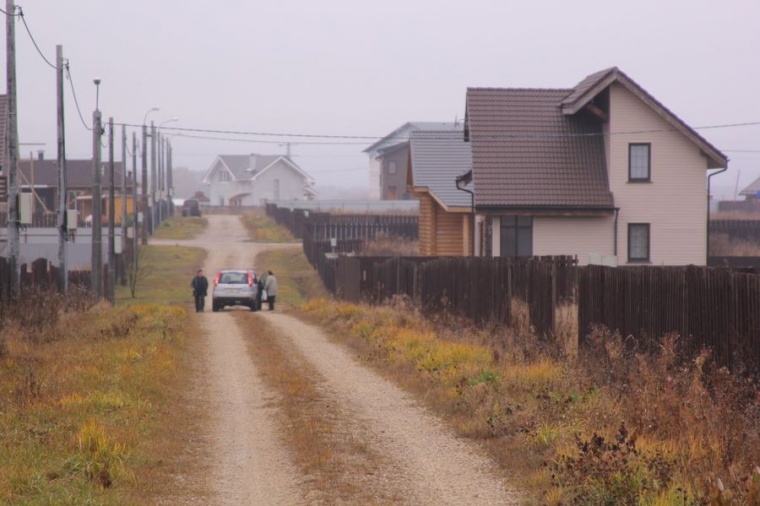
(534, 216, 614, 265)
(252, 160, 309, 205)
(609, 83, 709, 265)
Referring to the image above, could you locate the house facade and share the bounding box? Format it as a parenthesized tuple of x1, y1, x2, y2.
(202, 154, 316, 207)
(408, 130, 473, 255)
(363, 122, 460, 200)
(465, 67, 728, 266)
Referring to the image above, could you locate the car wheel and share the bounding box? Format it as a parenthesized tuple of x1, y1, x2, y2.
(212, 303, 219, 312)
(249, 304, 256, 312)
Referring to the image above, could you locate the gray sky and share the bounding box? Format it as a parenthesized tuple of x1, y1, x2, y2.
(5, 0, 760, 198)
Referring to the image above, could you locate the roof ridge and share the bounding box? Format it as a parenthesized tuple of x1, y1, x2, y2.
(468, 87, 572, 92)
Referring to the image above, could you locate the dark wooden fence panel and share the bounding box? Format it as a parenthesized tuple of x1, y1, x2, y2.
(578, 265, 760, 371)
(711, 219, 760, 242)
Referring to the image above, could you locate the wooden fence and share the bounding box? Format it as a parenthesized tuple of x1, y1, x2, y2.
(266, 203, 419, 241)
(578, 265, 760, 371)
(0, 256, 99, 299)
(711, 219, 760, 242)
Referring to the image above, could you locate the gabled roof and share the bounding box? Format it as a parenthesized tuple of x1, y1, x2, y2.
(740, 175, 760, 197)
(363, 121, 461, 154)
(409, 130, 472, 210)
(466, 88, 613, 210)
(561, 67, 727, 169)
(204, 154, 314, 185)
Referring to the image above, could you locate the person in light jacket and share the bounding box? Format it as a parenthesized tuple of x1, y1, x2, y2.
(264, 270, 278, 311)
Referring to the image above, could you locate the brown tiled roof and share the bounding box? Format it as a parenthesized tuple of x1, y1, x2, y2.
(18, 158, 130, 188)
(466, 88, 613, 209)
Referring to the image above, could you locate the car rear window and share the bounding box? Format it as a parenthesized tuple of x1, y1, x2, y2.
(220, 273, 247, 284)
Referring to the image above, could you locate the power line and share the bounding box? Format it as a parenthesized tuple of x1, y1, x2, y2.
(170, 132, 368, 146)
(65, 63, 92, 131)
(18, 7, 60, 70)
(117, 120, 760, 144)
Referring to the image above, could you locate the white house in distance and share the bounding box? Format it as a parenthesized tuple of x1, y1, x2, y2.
(202, 154, 317, 206)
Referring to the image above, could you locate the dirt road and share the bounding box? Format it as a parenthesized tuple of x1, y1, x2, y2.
(164, 214, 518, 504)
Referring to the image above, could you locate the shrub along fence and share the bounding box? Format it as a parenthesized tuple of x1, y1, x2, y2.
(307, 247, 760, 372)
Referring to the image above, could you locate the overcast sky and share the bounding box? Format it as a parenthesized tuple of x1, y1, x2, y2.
(4, 0, 760, 198)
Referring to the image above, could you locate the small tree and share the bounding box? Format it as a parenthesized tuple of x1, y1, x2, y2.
(127, 245, 153, 298)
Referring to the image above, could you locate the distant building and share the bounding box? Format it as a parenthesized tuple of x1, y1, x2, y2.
(201, 154, 316, 206)
(363, 122, 461, 200)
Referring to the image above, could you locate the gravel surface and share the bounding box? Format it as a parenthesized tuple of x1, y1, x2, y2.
(157, 214, 520, 504)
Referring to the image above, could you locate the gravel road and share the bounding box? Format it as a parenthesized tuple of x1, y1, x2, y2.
(160, 214, 519, 504)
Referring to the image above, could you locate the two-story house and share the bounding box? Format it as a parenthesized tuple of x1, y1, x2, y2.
(202, 154, 317, 206)
(464, 67, 728, 265)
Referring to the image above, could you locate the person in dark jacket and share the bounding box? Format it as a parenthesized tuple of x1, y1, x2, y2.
(191, 269, 209, 312)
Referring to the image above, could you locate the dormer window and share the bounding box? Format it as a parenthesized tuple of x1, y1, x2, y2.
(218, 170, 231, 183)
(629, 143, 651, 182)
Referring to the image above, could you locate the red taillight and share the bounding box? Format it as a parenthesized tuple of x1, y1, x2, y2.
(214, 272, 221, 286)
(247, 272, 254, 287)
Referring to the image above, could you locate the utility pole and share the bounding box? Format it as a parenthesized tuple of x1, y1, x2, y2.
(132, 131, 138, 277)
(120, 124, 127, 286)
(150, 121, 156, 234)
(91, 83, 103, 300)
(141, 124, 148, 245)
(56, 44, 68, 293)
(167, 140, 173, 215)
(6, 0, 20, 298)
(156, 132, 162, 225)
(107, 117, 115, 304)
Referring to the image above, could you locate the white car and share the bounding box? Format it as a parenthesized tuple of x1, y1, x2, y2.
(211, 269, 259, 312)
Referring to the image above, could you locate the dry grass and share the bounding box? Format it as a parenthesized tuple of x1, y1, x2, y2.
(240, 210, 299, 243)
(360, 233, 419, 256)
(710, 233, 760, 256)
(0, 295, 189, 504)
(298, 297, 760, 504)
(154, 215, 208, 240)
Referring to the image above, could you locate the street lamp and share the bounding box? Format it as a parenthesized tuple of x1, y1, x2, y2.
(159, 116, 179, 129)
(143, 107, 159, 126)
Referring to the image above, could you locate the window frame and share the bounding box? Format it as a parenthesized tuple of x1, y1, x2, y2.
(500, 215, 533, 258)
(388, 161, 397, 175)
(627, 223, 651, 263)
(628, 143, 651, 182)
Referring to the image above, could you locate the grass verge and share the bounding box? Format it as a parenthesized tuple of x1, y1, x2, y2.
(117, 245, 206, 306)
(255, 247, 328, 308)
(297, 298, 760, 505)
(0, 297, 189, 504)
(154, 215, 208, 240)
(240, 210, 299, 243)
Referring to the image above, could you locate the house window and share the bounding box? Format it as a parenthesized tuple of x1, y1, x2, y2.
(629, 143, 651, 181)
(388, 161, 397, 175)
(218, 170, 230, 183)
(500, 216, 532, 257)
(386, 186, 398, 199)
(628, 223, 650, 262)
